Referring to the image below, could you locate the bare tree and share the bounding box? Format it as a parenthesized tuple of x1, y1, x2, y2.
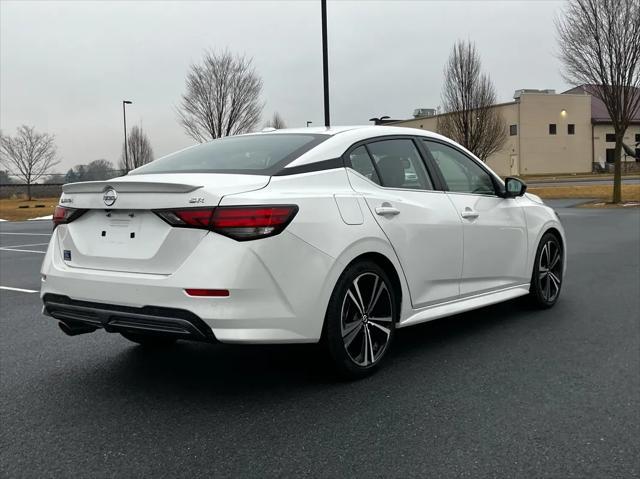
(265, 112, 287, 129)
(177, 49, 264, 142)
(64, 168, 80, 184)
(67, 159, 120, 182)
(85, 159, 117, 180)
(0, 170, 14, 184)
(556, 0, 640, 203)
(120, 125, 154, 172)
(44, 173, 65, 184)
(0, 125, 60, 199)
(437, 40, 507, 162)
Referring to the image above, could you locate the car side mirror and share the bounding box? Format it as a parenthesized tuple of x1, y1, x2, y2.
(504, 177, 527, 198)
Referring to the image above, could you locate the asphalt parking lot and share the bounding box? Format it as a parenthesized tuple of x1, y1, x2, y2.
(1, 203, 639, 478)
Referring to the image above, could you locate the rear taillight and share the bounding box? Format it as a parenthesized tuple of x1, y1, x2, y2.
(53, 206, 86, 228)
(212, 205, 298, 240)
(154, 205, 298, 241)
(154, 208, 215, 228)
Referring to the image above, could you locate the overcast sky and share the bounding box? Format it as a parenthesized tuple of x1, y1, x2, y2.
(1, 0, 568, 173)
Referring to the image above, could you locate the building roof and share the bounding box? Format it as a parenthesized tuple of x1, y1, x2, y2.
(389, 101, 517, 125)
(563, 85, 640, 124)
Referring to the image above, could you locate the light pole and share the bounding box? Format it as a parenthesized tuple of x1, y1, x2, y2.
(122, 100, 132, 173)
(321, 0, 330, 127)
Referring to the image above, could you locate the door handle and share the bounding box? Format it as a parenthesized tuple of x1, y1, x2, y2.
(375, 206, 400, 216)
(461, 207, 479, 219)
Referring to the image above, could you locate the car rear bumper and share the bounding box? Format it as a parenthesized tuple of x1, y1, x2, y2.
(40, 227, 337, 344)
(43, 293, 216, 341)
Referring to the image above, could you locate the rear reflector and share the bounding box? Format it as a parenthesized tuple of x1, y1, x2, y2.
(53, 206, 86, 228)
(154, 205, 298, 241)
(185, 289, 230, 297)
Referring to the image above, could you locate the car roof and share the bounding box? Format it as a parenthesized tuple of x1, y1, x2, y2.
(279, 125, 456, 168)
(259, 125, 363, 135)
(256, 125, 443, 138)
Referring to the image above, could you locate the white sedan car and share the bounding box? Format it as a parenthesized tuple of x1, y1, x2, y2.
(41, 126, 565, 378)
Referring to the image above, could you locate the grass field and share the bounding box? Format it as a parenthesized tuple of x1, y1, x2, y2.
(520, 173, 640, 181)
(528, 184, 640, 203)
(1, 185, 638, 221)
(0, 197, 58, 221)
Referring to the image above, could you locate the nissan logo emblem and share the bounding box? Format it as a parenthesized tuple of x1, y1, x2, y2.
(103, 188, 117, 207)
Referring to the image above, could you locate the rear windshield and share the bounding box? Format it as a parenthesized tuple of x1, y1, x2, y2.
(130, 133, 328, 176)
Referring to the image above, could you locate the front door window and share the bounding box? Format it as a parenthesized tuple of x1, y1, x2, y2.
(422, 141, 495, 195)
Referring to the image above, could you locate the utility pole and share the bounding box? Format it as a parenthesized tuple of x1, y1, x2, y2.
(321, 0, 330, 127)
(122, 100, 132, 173)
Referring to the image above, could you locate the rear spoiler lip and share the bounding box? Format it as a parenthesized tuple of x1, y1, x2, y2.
(62, 181, 203, 194)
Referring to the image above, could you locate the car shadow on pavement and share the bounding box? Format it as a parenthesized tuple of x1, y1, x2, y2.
(81, 296, 540, 398)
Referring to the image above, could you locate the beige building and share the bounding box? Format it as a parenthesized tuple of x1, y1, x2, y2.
(391, 87, 640, 176)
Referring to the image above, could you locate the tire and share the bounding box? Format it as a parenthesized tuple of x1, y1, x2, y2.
(529, 232, 563, 309)
(324, 260, 397, 379)
(120, 331, 177, 347)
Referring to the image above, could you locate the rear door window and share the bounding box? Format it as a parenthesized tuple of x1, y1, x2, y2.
(366, 139, 433, 190)
(349, 146, 381, 185)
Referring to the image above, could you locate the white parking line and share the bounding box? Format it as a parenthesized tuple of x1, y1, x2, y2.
(0, 231, 51, 239)
(0, 286, 39, 293)
(0, 247, 46, 254)
(0, 232, 51, 236)
(3, 242, 49, 248)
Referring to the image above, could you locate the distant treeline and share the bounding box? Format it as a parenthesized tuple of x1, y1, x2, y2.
(1, 160, 125, 185)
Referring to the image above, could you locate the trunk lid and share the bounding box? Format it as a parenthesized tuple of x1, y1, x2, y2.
(57, 173, 269, 274)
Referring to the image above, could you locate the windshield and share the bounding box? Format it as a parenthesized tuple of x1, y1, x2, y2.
(130, 133, 328, 175)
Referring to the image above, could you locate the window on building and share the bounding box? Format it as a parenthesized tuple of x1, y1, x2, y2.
(606, 149, 616, 163)
(509, 125, 518, 136)
(549, 124, 557, 135)
(606, 133, 616, 142)
(635, 133, 640, 143)
(568, 124, 575, 135)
